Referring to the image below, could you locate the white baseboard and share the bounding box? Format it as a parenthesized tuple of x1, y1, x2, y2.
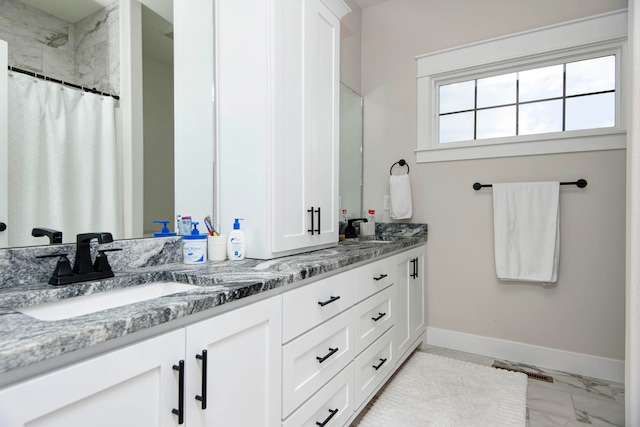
(426, 327, 624, 383)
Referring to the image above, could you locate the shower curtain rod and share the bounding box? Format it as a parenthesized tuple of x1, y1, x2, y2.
(472, 179, 588, 191)
(7, 66, 120, 100)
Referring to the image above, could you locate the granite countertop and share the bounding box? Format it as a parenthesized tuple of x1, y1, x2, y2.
(0, 233, 426, 377)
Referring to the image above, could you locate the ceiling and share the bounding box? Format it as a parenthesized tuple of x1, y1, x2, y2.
(17, 0, 172, 24)
(353, 0, 387, 9)
(17, 0, 114, 23)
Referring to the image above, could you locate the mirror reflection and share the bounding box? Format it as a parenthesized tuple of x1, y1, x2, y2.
(0, 0, 173, 248)
(0, 1, 359, 249)
(339, 83, 363, 220)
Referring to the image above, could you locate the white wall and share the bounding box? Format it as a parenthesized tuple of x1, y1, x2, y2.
(340, 0, 361, 93)
(360, 0, 628, 361)
(143, 54, 174, 234)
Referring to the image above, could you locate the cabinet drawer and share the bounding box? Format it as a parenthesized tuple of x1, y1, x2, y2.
(282, 310, 354, 417)
(283, 270, 355, 342)
(282, 363, 354, 427)
(354, 327, 395, 408)
(354, 257, 395, 302)
(354, 286, 394, 354)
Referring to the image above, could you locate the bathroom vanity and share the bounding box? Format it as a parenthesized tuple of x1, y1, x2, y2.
(0, 226, 426, 426)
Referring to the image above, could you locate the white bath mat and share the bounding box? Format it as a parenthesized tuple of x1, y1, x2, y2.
(356, 351, 528, 427)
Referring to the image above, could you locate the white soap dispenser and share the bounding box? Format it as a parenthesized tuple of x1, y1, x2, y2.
(227, 218, 246, 260)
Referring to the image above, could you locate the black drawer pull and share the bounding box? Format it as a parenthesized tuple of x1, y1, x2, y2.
(316, 408, 339, 426)
(372, 357, 388, 371)
(307, 207, 315, 235)
(317, 347, 339, 363)
(373, 273, 388, 281)
(318, 295, 340, 307)
(172, 360, 185, 424)
(371, 312, 386, 322)
(410, 258, 418, 279)
(195, 349, 208, 410)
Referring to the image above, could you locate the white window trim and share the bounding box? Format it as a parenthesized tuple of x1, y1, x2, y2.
(416, 9, 628, 163)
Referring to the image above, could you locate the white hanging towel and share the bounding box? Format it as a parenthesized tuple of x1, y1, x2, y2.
(390, 174, 413, 219)
(492, 182, 560, 284)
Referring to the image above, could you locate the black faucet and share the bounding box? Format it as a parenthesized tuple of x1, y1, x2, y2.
(32, 227, 63, 244)
(37, 232, 121, 286)
(73, 233, 114, 274)
(344, 218, 368, 239)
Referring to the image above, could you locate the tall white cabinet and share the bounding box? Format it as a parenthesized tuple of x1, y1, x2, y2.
(216, 0, 350, 259)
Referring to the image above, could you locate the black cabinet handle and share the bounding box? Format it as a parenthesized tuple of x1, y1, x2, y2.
(307, 207, 315, 235)
(172, 360, 185, 424)
(373, 273, 388, 281)
(410, 258, 418, 279)
(371, 312, 386, 322)
(315, 408, 339, 426)
(0, 222, 6, 232)
(315, 207, 321, 235)
(316, 347, 339, 363)
(195, 349, 208, 410)
(318, 295, 340, 307)
(372, 357, 387, 371)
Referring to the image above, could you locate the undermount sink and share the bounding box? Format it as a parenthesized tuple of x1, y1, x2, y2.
(17, 282, 199, 321)
(357, 239, 394, 244)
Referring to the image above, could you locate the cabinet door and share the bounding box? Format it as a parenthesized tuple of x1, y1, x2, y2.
(185, 296, 282, 427)
(0, 330, 186, 427)
(272, 0, 339, 253)
(305, 0, 340, 240)
(394, 246, 426, 359)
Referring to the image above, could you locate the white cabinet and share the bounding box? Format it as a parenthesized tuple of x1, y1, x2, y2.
(0, 297, 282, 427)
(0, 329, 185, 427)
(283, 363, 355, 427)
(216, 0, 350, 259)
(282, 309, 355, 416)
(185, 296, 282, 427)
(394, 246, 427, 360)
(354, 327, 395, 407)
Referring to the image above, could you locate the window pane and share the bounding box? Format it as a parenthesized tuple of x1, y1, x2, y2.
(565, 92, 615, 131)
(519, 65, 563, 102)
(440, 112, 474, 143)
(477, 73, 516, 108)
(477, 106, 516, 139)
(519, 100, 563, 135)
(439, 81, 475, 114)
(566, 56, 615, 96)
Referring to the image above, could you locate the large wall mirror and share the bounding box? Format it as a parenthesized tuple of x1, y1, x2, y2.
(0, 1, 359, 249)
(0, 0, 173, 248)
(339, 83, 363, 219)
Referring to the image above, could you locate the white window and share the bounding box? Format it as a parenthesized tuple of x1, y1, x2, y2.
(416, 10, 627, 163)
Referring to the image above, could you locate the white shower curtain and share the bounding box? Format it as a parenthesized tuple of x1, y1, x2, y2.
(7, 72, 122, 247)
(628, 0, 640, 425)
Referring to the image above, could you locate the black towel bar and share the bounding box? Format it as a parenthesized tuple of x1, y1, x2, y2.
(390, 159, 409, 175)
(473, 179, 588, 191)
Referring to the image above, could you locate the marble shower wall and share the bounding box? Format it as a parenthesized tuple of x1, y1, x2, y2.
(0, 0, 119, 95)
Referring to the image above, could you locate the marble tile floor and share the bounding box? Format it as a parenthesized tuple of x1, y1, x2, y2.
(353, 345, 625, 426)
(424, 346, 624, 426)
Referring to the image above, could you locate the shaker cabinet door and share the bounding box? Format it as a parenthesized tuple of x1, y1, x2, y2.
(0, 329, 186, 427)
(394, 246, 426, 359)
(185, 296, 282, 427)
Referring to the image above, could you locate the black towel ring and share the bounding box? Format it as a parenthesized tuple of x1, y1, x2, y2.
(390, 159, 409, 175)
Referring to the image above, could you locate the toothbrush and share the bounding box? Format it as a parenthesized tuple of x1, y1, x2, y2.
(204, 216, 214, 236)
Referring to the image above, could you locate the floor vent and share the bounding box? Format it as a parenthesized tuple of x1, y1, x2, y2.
(492, 361, 554, 383)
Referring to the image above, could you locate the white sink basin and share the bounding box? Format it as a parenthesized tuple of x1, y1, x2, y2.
(17, 282, 199, 321)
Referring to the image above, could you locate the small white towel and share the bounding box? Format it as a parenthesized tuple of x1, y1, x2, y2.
(390, 174, 413, 219)
(493, 182, 560, 284)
